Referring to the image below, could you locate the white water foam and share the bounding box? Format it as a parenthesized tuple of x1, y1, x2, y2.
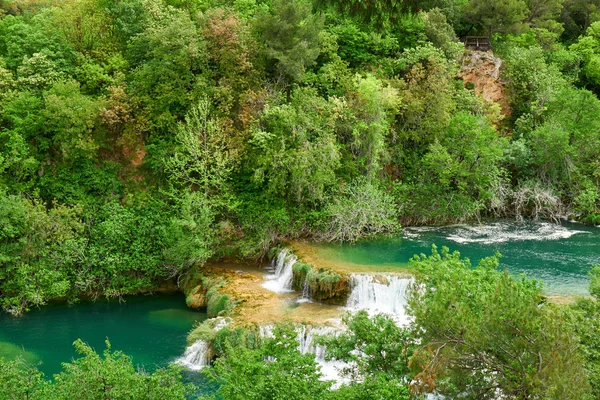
(176, 340, 211, 370)
(262, 249, 297, 293)
(446, 222, 587, 244)
(406, 222, 588, 244)
(346, 274, 412, 326)
(297, 280, 312, 303)
(175, 317, 230, 370)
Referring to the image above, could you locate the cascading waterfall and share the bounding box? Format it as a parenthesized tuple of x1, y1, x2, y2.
(261, 324, 347, 384)
(175, 317, 230, 370)
(347, 274, 412, 325)
(262, 249, 297, 293)
(176, 340, 211, 370)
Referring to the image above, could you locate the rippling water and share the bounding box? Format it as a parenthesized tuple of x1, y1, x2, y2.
(313, 221, 600, 295)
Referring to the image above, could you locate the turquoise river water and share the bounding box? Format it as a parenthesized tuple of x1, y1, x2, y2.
(314, 221, 600, 296)
(0, 293, 217, 393)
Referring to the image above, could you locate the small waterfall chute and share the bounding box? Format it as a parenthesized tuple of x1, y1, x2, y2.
(175, 340, 211, 370)
(262, 249, 297, 293)
(259, 324, 347, 384)
(175, 317, 230, 370)
(297, 280, 312, 303)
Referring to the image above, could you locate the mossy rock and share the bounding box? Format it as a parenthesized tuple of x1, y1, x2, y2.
(292, 261, 350, 304)
(185, 284, 207, 308)
(181, 268, 238, 316)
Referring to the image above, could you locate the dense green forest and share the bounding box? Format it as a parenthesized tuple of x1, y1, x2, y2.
(2, 0, 600, 397)
(1, 0, 600, 315)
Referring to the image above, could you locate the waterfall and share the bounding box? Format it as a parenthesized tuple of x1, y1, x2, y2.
(175, 340, 211, 370)
(297, 325, 347, 385)
(262, 249, 297, 293)
(297, 280, 312, 303)
(260, 324, 347, 384)
(175, 317, 230, 370)
(346, 274, 412, 325)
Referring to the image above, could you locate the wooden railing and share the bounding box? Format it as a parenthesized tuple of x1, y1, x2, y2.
(463, 36, 491, 51)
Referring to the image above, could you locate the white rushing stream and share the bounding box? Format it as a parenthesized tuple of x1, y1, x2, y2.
(175, 317, 230, 370)
(262, 248, 297, 293)
(176, 340, 211, 370)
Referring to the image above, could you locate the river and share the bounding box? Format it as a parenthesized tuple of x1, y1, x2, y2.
(312, 221, 600, 296)
(1, 220, 597, 395)
(0, 293, 218, 394)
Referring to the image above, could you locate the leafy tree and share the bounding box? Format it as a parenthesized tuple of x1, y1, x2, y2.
(560, 0, 600, 41)
(0, 340, 192, 399)
(255, 0, 323, 94)
(127, 1, 205, 131)
(394, 45, 454, 147)
(42, 340, 191, 399)
(166, 98, 237, 205)
(204, 324, 332, 400)
(317, 0, 407, 30)
(50, 0, 116, 60)
(0, 194, 86, 315)
(336, 74, 398, 180)
(248, 88, 340, 206)
(571, 21, 600, 88)
(0, 14, 75, 74)
(0, 358, 45, 399)
(321, 312, 412, 400)
(423, 8, 464, 60)
(407, 246, 590, 399)
(463, 0, 528, 34)
(42, 80, 103, 159)
(526, 0, 565, 31)
(323, 311, 413, 381)
(201, 8, 260, 114)
(320, 180, 399, 242)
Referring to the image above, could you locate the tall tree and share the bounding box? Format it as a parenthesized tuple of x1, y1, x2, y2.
(256, 0, 322, 96)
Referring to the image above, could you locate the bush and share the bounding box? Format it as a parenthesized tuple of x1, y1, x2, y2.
(319, 180, 399, 242)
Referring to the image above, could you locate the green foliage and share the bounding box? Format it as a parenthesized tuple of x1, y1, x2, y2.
(320, 180, 399, 242)
(423, 8, 464, 60)
(0, 340, 193, 399)
(397, 112, 506, 223)
(204, 324, 332, 400)
(0, 358, 45, 400)
(323, 311, 413, 382)
(463, 0, 528, 34)
(211, 325, 262, 357)
(256, 0, 322, 87)
(318, 0, 408, 30)
(248, 88, 340, 206)
(0, 194, 85, 315)
(408, 246, 590, 399)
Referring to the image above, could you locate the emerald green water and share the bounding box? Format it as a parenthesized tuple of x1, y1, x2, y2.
(0, 294, 209, 384)
(314, 221, 600, 296)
